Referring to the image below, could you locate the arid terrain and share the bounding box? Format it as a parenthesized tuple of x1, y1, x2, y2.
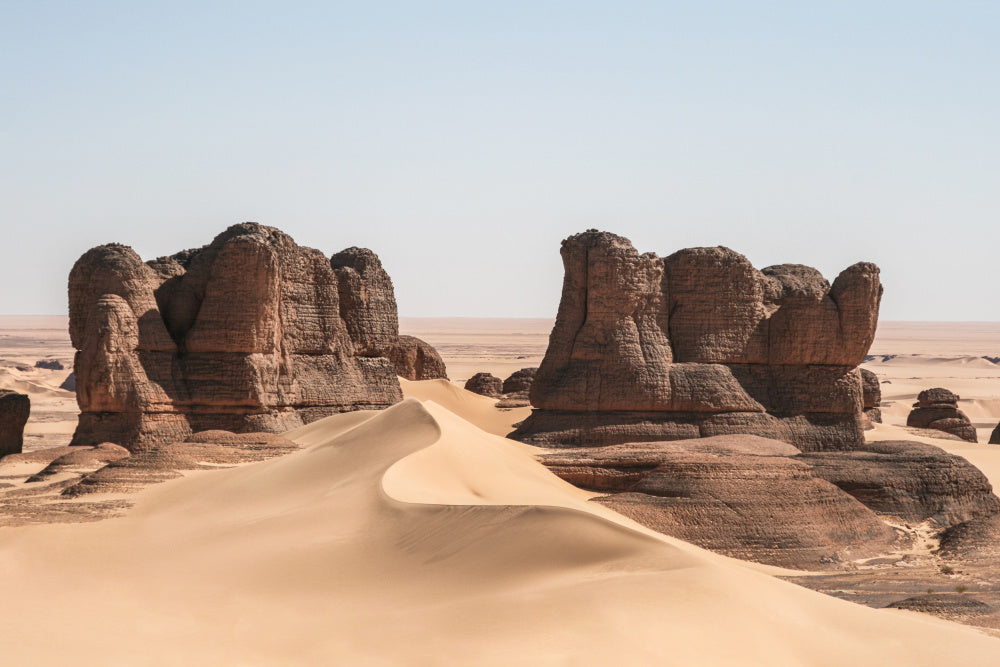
(2, 316, 1000, 663)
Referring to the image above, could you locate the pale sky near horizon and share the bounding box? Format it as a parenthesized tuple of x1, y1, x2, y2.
(2, 2, 997, 320)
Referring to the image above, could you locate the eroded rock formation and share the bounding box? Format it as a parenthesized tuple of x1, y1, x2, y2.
(906, 388, 977, 443)
(512, 230, 882, 451)
(69, 223, 403, 450)
(502, 367, 537, 395)
(861, 368, 882, 424)
(388, 335, 448, 380)
(0, 390, 30, 457)
(464, 372, 502, 397)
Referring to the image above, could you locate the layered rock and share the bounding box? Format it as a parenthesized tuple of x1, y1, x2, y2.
(541, 435, 899, 569)
(69, 223, 403, 451)
(800, 441, 1000, 527)
(502, 367, 537, 395)
(906, 388, 977, 443)
(0, 390, 30, 457)
(512, 230, 882, 451)
(465, 372, 502, 397)
(387, 335, 448, 380)
(861, 368, 882, 424)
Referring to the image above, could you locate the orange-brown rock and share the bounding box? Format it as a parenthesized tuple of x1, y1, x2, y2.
(512, 230, 882, 451)
(906, 388, 977, 443)
(387, 335, 448, 380)
(0, 390, 30, 457)
(69, 223, 403, 451)
(464, 372, 502, 397)
(861, 368, 882, 424)
(541, 435, 899, 569)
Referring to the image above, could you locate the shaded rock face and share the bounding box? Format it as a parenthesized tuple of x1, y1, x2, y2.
(464, 372, 502, 397)
(69, 223, 403, 451)
(0, 390, 30, 457)
(991, 423, 1000, 445)
(502, 367, 537, 395)
(35, 359, 64, 370)
(541, 435, 899, 569)
(512, 230, 882, 451)
(906, 388, 977, 443)
(861, 368, 882, 424)
(799, 441, 1000, 528)
(387, 335, 448, 381)
(59, 372, 76, 392)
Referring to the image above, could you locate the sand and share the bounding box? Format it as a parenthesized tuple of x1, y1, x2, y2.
(1, 317, 1000, 663)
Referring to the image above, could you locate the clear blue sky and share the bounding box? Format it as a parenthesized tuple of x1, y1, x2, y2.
(2, 1, 998, 319)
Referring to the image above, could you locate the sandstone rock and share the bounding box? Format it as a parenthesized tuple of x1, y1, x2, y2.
(861, 368, 882, 424)
(27, 443, 130, 482)
(541, 435, 899, 569)
(387, 335, 448, 380)
(906, 388, 977, 443)
(512, 230, 882, 451)
(464, 372, 502, 397)
(69, 223, 403, 451)
(0, 390, 30, 457)
(34, 359, 64, 370)
(502, 367, 537, 394)
(799, 440, 1000, 527)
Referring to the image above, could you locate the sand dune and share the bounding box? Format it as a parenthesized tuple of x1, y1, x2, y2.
(0, 397, 997, 665)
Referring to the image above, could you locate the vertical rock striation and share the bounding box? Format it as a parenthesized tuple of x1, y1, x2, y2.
(512, 230, 883, 451)
(69, 223, 403, 451)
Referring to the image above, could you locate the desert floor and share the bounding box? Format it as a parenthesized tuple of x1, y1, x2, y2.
(1, 316, 1000, 664)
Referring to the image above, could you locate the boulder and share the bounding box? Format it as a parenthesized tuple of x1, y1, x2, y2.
(69, 223, 404, 451)
(541, 435, 899, 569)
(861, 368, 882, 424)
(34, 359, 64, 370)
(512, 230, 882, 451)
(0, 390, 30, 457)
(906, 388, 977, 443)
(387, 335, 448, 380)
(502, 367, 537, 395)
(464, 372, 502, 397)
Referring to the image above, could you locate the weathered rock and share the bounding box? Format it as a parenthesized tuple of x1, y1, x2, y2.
(799, 441, 1000, 528)
(34, 359, 64, 370)
(69, 223, 404, 451)
(464, 372, 502, 397)
(502, 367, 537, 395)
(0, 390, 30, 457)
(991, 423, 1000, 445)
(906, 388, 977, 443)
(512, 230, 882, 451)
(27, 443, 130, 482)
(861, 368, 882, 424)
(541, 435, 899, 569)
(387, 335, 448, 380)
(886, 594, 994, 618)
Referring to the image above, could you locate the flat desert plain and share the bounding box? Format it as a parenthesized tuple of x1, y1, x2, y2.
(1, 316, 1000, 665)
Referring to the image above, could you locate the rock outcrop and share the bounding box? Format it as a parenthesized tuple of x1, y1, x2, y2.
(464, 372, 502, 397)
(512, 230, 882, 451)
(906, 388, 977, 443)
(541, 435, 899, 569)
(69, 223, 403, 451)
(800, 441, 1000, 528)
(861, 368, 882, 424)
(502, 367, 537, 395)
(59, 373, 76, 392)
(34, 359, 64, 370)
(0, 390, 30, 457)
(991, 423, 1000, 445)
(387, 335, 448, 380)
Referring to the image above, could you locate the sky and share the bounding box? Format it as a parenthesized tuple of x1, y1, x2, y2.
(2, 1, 998, 320)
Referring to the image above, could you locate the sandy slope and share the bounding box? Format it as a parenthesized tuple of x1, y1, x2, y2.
(0, 392, 997, 665)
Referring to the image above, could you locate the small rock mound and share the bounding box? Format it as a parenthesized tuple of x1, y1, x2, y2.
(387, 335, 448, 380)
(34, 359, 65, 370)
(906, 388, 977, 442)
(27, 443, 130, 482)
(464, 372, 502, 398)
(0, 390, 30, 457)
(886, 594, 994, 618)
(502, 367, 537, 395)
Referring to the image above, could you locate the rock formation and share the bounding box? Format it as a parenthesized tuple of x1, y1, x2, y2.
(512, 230, 882, 451)
(34, 359, 64, 370)
(906, 388, 977, 443)
(59, 373, 76, 392)
(464, 372, 502, 397)
(502, 367, 537, 395)
(69, 223, 403, 451)
(0, 390, 30, 457)
(991, 423, 1000, 445)
(861, 368, 882, 424)
(387, 335, 448, 380)
(542, 435, 899, 569)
